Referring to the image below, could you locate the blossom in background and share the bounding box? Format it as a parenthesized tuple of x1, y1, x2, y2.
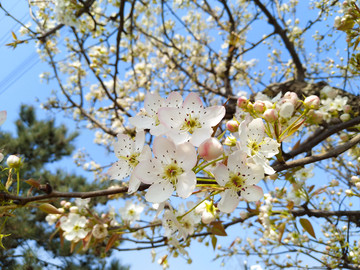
(238, 118, 280, 175)
(158, 92, 225, 146)
(108, 130, 151, 193)
(134, 137, 197, 203)
(59, 213, 90, 242)
(75, 198, 90, 212)
(119, 200, 145, 225)
(129, 92, 183, 136)
(213, 150, 264, 213)
(92, 224, 108, 239)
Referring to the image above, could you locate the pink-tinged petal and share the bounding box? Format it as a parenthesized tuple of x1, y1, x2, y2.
(176, 171, 196, 198)
(134, 130, 146, 152)
(260, 137, 280, 158)
(134, 159, 163, 184)
(139, 145, 152, 161)
(190, 127, 213, 147)
(238, 120, 249, 146)
(241, 185, 264, 201)
(145, 181, 174, 203)
(218, 189, 240, 213)
(144, 92, 164, 116)
(165, 92, 183, 108)
(128, 173, 141, 194)
(153, 137, 176, 163)
(245, 163, 264, 185)
(175, 142, 197, 171)
(129, 115, 155, 130)
(227, 150, 247, 172)
(213, 163, 229, 186)
(108, 160, 132, 180)
(201, 106, 226, 127)
(183, 92, 204, 114)
(248, 118, 265, 143)
(157, 107, 183, 130)
(113, 134, 132, 158)
(0, 111, 6, 126)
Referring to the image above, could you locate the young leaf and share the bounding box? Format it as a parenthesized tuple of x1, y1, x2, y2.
(105, 233, 120, 253)
(38, 203, 63, 214)
(211, 235, 217, 250)
(299, 218, 316, 239)
(210, 221, 227, 236)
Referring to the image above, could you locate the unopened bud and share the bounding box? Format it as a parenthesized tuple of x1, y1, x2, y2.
(339, 133, 349, 142)
(253, 100, 266, 113)
(351, 176, 359, 183)
(263, 109, 278, 122)
(226, 120, 239, 132)
(237, 96, 248, 108)
(304, 95, 320, 109)
(201, 211, 216, 224)
(308, 110, 323, 124)
(69, 206, 78, 213)
(7, 155, 21, 169)
(340, 113, 350, 121)
(343, 104, 351, 113)
(198, 138, 224, 161)
(283, 92, 299, 106)
(279, 102, 294, 118)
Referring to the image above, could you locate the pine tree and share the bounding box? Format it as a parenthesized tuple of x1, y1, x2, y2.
(0, 105, 128, 270)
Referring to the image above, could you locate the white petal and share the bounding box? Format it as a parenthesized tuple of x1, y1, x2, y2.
(139, 145, 152, 161)
(153, 137, 176, 163)
(245, 163, 264, 185)
(129, 115, 155, 130)
(248, 118, 265, 143)
(145, 181, 174, 203)
(176, 142, 197, 171)
(218, 189, 240, 213)
(241, 185, 264, 201)
(201, 106, 226, 127)
(128, 173, 141, 194)
(227, 150, 247, 172)
(165, 92, 183, 107)
(189, 127, 213, 147)
(157, 107, 183, 130)
(183, 92, 204, 114)
(260, 137, 280, 158)
(213, 163, 229, 186)
(166, 130, 190, 145)
(113, 134, 132, 158)
(176, 171, 196, 198)
(253, 156, 276, 175)
(108, 160, 132, 180)
(0, 111, 6, 126)
(134, 130, 145, 152)
(134, 159, 163, 184)
(144, 92, 164, 116)
(150, 123, 168, 136)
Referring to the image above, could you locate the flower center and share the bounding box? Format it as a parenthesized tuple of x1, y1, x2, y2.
(248, 140, 260, 156)
(181, 114, 201, 134)
(226, 172, 246, 192)
(125, 152, 140, 167)
(163, 163, 183, 186)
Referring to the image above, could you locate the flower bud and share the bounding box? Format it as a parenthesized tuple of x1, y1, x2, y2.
(263, 109, 278, 123)
(69, 206, 79, 213)
(224, 135, 237, 146)
(304, 95, 320, 109)
(356, 182, 360, 190)
(343, 104, 351, 113)
(279, 102, 295, 118)
(7, 155, 21, 169)
(226, 120, 239, 132)
(340, 113, 350, 121)
(237, 96, 248, 108)
(283, 92, 299, 106)
(339, 132, 349, 142)
(351, 176, 359, 183)
(198, 137, 224, 161)
(308, 110, 323, 124)
(201, 211, 216, 224)
(253, 100, 266, 113)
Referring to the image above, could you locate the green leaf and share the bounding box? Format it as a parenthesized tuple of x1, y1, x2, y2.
(299, 218, 316, 239)
(211, 235, 217, 250)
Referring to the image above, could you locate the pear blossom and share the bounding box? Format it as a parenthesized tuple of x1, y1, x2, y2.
(119, 200, 145, 224)
(213, 150, 264, 213)
(7, 155, 21, 169)
(134, 137, 197, 203)
(129, 91, 183, 136)
(108, 130, 151, 193)
(92, 224, 108, 239)
(59, 213, 90, 242)
(238, 118, 280, 175)
(157, 92, 225, 146)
